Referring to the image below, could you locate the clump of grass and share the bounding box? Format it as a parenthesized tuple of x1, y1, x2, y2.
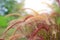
(1, 8, 57, 40)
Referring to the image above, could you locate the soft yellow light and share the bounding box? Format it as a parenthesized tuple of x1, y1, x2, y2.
(24, 0, 54, 14)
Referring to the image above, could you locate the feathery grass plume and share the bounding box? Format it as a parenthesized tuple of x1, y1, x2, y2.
(2, 8, 37, 37)
(1, 8, 57, 40)
(2, 16, 33, 37)
(16, 15, 55, 40)
(4, 8, 39, 33)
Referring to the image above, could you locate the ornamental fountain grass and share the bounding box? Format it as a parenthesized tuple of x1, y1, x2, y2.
(0, 8, 58, 40)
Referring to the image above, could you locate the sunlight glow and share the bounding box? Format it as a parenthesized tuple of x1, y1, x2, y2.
(24, 0, 54, 14)
(16, 0, 22, 3)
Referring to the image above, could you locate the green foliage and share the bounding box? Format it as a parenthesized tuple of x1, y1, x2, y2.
(0, 15, 16, 28)
(53, 2, 60, 25)
(0, 16, 7, 28)
(0, 0, 24, 15)
(53, 2, 60, 14)
(4, 0, 23, 14)
(56, 17, 60, 25)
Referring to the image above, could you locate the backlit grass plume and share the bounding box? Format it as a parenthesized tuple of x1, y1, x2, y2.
(1, 8, 57, 40)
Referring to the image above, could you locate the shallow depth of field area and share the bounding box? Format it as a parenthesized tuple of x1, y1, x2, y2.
(0, 0, 60, 40)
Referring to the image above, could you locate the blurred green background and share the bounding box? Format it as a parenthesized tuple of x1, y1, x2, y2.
(0, 0, 25, 28)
